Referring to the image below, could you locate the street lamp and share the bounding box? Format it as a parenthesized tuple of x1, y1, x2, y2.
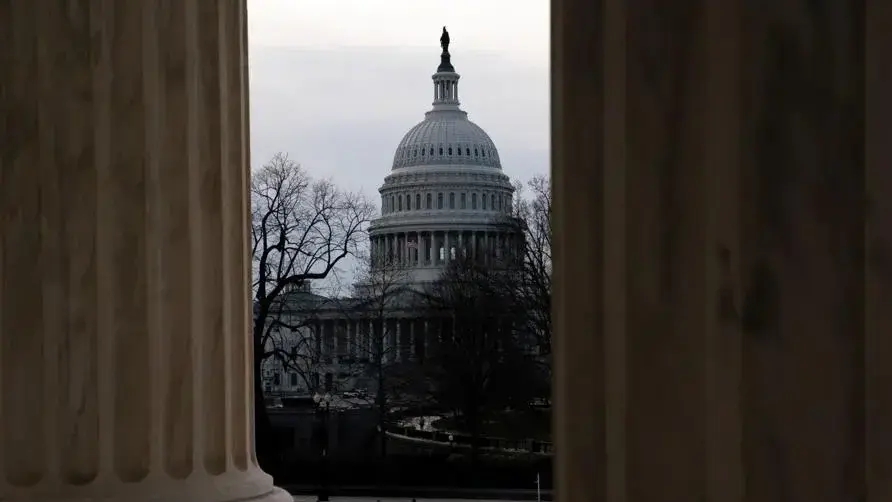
(312, 392, 333, 502)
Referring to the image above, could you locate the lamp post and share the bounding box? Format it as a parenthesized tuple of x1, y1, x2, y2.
(313, 392, 333, 502)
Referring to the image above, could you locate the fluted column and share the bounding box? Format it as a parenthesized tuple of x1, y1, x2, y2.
(0, 3, 289, 502)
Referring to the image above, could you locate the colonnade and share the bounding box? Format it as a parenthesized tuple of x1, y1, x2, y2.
(370, 229, 520, 267)
(311, 317, 453, 364)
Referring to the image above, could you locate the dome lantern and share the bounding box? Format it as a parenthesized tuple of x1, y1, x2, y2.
(389, 29, 502, 171)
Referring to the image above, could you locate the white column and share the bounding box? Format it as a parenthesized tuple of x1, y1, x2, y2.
(430, 232, 437, 265)
(331, 320, 340, 363)
(423, 320, 430, 360)
(0, 2, 289, 502)
(394, 319, 402, 363)
(345, 320, 352, 359)
(368, 319, 375, 361)
(471, 232, 478, 261)
(411, 320, 419, 361)
(414, 232, 421, 266)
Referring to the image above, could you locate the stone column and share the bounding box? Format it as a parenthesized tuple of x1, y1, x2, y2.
(471, 231, 478, 261)
(422, 320, 429, 360)
(395, 319, 402, 363)
(330, 320, 339, 363)
(408, 320, 416, 361)
(0, 2, 289, 502)
(365, 319, 372, 361)
(555, 0, 886, 501)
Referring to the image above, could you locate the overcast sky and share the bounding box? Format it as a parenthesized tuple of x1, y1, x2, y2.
(248, 0, 550, 197)
(247, 1, 549, 290)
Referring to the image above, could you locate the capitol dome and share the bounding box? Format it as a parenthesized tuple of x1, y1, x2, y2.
(391, 112, 502, 170)
(366, 28, 522, 289)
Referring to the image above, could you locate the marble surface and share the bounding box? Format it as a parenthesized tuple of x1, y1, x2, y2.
(1, 3, 288, 502)
(553, 0, 888, 500)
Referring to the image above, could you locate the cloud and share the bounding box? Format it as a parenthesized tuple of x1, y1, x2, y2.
(249, 46, 549, 199)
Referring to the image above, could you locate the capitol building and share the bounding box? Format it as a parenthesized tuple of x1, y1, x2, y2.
(261, 30, 524, 396)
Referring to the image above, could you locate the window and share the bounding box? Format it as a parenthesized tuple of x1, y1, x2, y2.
(415, 193, 421, 210)
(472, 193, 477, 209)
(391, 195, 395, 212)
(482, 194, 488, 210)
(430, 148, 434, 155)
(426, 193, 432, 209)
(421, 148, 425, 157)
(406, 194, 411, 210)
(439, 147, 443, 155)
(460, 193, 466, 209)
(438, 193, 443, 209)
(474, 148, 479, 156)
(398, 196, 403, 211)
(482, 149, 486, 157)
(449, 193, 455, 209)
(457, 147, 462, 156)
(414, 149, 417, 157)
(273, 373, 281, 386)
(448, 147, 452, 155)
(498, 194, 503, 211)
(289, 373, 298, 387)
(466, 148, 471, 156)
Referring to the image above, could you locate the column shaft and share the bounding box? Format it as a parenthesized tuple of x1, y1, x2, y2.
(0, 2, 288, 502)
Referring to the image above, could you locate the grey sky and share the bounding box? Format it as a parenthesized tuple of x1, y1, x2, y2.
(247, 0, 550, 198)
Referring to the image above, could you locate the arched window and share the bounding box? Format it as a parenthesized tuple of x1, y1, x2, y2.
(457, 147, 462, 156)
(391, 195, 395, 212)
(472, 193, 478, 209)
(426, 193, 432, 209)
(406, 194, 411, 210)
(398, 196, 403, 211)
(460, 193, 466, 209)
(466, 148, 471, 156)
(448, 147, 453, 155)
(474, 148, 479, 156)
(429, 148, 434, 155)
(439, 147, 444, 155)
(449, 193, 455, 209)
(481, 149, 486, 157)
(482, 194, 488, 210)
(437, 193, 444, 209)
(415, 193, 421, 210)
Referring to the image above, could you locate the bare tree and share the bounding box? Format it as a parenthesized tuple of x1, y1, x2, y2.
(511, 175, 552, 357)
(251, 152, 374, 462)
(417, 256, 536, 462)
(334, 252, 428, 456)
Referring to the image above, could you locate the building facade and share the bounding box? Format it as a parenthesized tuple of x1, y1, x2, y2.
(261, 31, 524, 397)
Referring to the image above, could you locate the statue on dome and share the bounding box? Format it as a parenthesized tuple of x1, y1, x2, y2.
(440, 26, 450, 54)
